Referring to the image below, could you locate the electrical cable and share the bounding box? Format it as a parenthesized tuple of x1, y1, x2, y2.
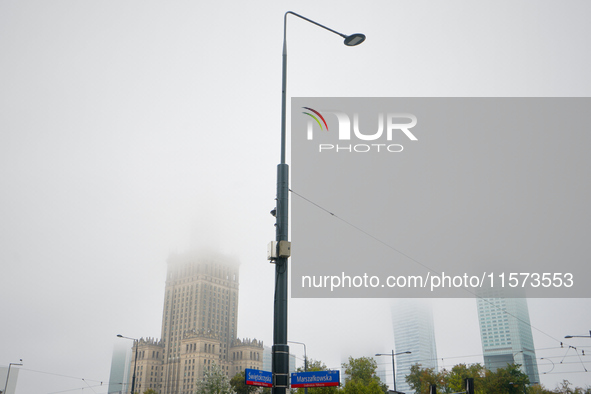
(288, 189, 578, 349)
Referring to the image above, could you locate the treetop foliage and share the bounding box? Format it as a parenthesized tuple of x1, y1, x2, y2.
(341, 356, 388, 394)
(406, 363, 590, 394)
(195, 363, 232, 394)
(230, 371, 259, 394)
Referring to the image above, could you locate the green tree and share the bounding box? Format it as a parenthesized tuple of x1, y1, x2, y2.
(406, 362, 532, 394)
(343, 380, 385, 394)
(342, 356, 387, 394)
(553, 380, 591, 394)
(143, 390, 158, 394)
(195, 363, 232, 394)
(300, 359, 332, 373)
(481, 363, 529, 394)
(446, 363, 486, 394)
(527, 383, 556, 394)
(405, 364, 444, 394)
(230, 371, 258, 394)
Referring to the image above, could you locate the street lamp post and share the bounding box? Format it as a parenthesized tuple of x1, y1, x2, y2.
(271, 11, 365, 394)
(3, 361, 22, 394)
(288, 341, 308, 394)
(565, 330, 591, 339)
(118, 334, 139, 394)
(375, 351, 411, 393)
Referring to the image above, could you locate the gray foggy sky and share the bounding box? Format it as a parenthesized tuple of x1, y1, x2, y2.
(1, 1, 590, 393)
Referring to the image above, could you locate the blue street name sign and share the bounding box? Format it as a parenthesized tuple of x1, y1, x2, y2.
(245, 368, 273, 387)
(291, 370, 340, 388)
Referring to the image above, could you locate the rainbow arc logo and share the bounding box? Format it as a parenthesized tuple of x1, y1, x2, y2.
(302, 107, 329, 131)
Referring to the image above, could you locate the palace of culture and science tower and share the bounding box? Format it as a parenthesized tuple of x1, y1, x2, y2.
(113, 251, 263, 394)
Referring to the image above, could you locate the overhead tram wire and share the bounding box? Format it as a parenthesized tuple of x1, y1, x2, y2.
(372, 350, 588, 377)
(19, 367, 105, 383)
(16, 367, 113, 394)
(82, 378, 99, 394)
(289, 188, 435, 274)
(558, 346, 588, 372)
(429, 345, 589, 363)
(366, 342, 590, 376)
(46, 383, 108, 394)
(288, 189, 572, 348)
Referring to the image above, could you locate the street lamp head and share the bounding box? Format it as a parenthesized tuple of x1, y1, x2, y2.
(117, 334, 123, 338)
(564, 335, 573, 338)
(344, 33, 366, 46)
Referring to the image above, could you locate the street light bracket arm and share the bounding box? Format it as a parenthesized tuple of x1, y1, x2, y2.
(284, 11, 347, 42)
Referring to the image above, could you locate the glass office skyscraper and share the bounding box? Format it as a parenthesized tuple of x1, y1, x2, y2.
(477, 297, 539, 384)
(391, 299, 438, 393)
(107, 341, 132, 394)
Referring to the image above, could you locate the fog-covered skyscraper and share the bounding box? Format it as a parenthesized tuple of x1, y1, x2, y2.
(477, 297, 539, 384)
(391, 299, 438, 394)
(158, 251, 263, 394)
(115, 251, 263, 394)
(107, 341, 131, 394)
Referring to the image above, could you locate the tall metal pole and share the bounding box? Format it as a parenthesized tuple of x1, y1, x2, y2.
(288, 341, 308, 394)
(376, 351, 411, 393)
(131, 339, 139, 394)
(391, 350, 397, 392)
(272, 12, 365, 394)
(305, 352, 308, 394)
(272, 13, 290, 393)
(117, 334, 139, 394)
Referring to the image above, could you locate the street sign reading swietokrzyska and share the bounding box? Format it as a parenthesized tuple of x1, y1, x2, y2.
(291, 370, 340, 388)
(245, 369, 273, 387)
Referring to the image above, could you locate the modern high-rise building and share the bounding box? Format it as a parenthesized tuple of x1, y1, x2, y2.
(107, 340, 132, 394)
(477, 297, 539, 384)
(110, 251, 263, 394)
(0, 366, 20, 394)
(375, 362, 388, 388)
(391, 299, 438, 394)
